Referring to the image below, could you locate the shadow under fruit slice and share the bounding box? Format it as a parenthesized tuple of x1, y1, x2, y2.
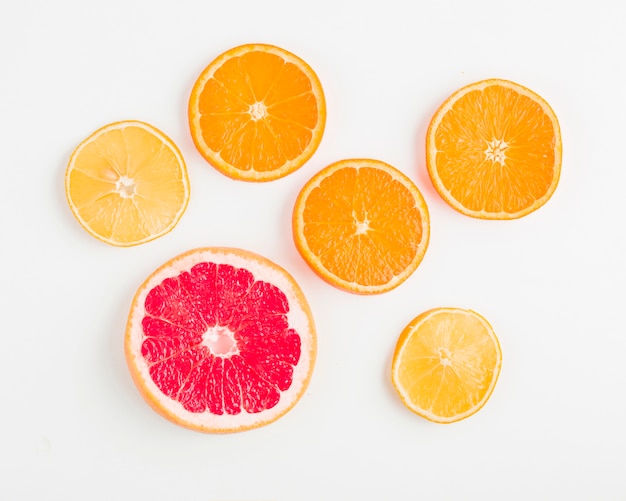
(65, 120, 189, 246)
(188, 43, 326, 182)
(391, 307, 502, 424)
(426, 78, 562, 219)
(125, 247, 317, 433)
(292, 158, 430, 294)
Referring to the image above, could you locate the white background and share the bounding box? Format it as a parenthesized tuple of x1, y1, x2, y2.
(1, 1, 625, 499)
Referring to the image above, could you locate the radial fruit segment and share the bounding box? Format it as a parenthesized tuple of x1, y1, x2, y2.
(125, 248, 317, 433)
(391, 307, 502, 424)
(188, 43, 326, 182)
(426, 78, 562, 219)
(292, 158, 430, 294)
(65, 120, 189, 246)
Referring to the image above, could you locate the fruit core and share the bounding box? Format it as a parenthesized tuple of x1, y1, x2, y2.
(249, 101, 267, 121)
(353, 211, 370, 235)
(438, 347, 452, 367)
(202, 325, 239, 357)
(115, 176, 136, 198)
(484, 138, 508, 165)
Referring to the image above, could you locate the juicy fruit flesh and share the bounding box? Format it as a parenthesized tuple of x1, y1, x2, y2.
(301, 166, 425, 287)
(432, 83, 558, 215)
(198, 50, 319, 172)
(68, 124, 187, 244)
(394, 309, 501, 421)
(141, 261, 301, 415)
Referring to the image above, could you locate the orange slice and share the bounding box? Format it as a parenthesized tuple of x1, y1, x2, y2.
(391, 307, 502, 423)
(125, 247, 317, 433)
(188, 43, 326, 182)
(65, 120, 189, 246)
(293, 159, 430, 294)
(426, 79, 562, 219)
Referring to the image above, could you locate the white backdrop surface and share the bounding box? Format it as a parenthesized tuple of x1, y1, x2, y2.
(1, 1, 625, 499)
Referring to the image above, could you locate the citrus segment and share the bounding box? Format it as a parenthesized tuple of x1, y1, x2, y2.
(293, 159, 430, 294)
(189, 43, 326, 182)
(65, 120, 189, 246)
(391, 308, 502, 423)
(426, 79, 562, 219)
(125, 247, 316, 433)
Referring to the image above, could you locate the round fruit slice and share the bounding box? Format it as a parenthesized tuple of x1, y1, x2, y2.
(292, 158, 430, 294)
(391, 307, 502, 424)
(188, 43, 326, 182)
(65, 120, 189, 246)
(125, 247, 317, 433)
(426, 78, 562, 219)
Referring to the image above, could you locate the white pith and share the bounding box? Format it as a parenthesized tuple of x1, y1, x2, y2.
(201, 325, 239, 357)
(484, 138, 508, 165)
(115, 175, 136, 198)
(248, 101, 267, 121)
(353, 210, 370, 235)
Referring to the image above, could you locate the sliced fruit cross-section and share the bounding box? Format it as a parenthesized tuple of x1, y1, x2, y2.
(426, 78, 562, 219)
(293, 158, 430, 294)
(125, 247, 316, 433)
(392, 307, 502, 423)
(188, 43, 326, 182)
(65, 120, 189, 246)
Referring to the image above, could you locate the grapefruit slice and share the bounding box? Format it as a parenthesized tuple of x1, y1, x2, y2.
(125, 247, 317, 433)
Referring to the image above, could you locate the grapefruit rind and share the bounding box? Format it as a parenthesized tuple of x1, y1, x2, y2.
(124, 247, 317, 433)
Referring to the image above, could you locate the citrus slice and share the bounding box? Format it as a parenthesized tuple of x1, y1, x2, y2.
(391, 307, 502, 424)
(124, 247, 317, 433)
(188, 43, 326, 182)
(426, 78, 562, 219)
(293, 158, 430, 294)
(65, 120, 189, 246)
